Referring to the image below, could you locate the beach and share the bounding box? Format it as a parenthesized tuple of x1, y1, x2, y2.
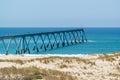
(0, 52, 119, 80)
(1, 0, 120, 79)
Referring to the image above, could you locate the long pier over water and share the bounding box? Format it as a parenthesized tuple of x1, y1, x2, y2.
(0, 28, 87, 54)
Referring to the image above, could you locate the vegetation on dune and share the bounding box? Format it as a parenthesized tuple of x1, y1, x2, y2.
(0, 66, 75, 80)
(0, 59, 24, 64)
(0, 52, 119, 64)
(98, 53, 120, 62)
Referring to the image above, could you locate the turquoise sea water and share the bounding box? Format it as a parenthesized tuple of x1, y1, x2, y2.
(0, 27, 120, 55)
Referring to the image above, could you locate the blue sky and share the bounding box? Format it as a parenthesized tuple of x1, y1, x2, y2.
(0, 0, 120, 27)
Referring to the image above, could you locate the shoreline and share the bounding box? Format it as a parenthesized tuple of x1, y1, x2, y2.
(0, 52, 116, 57)
(0, 52, 118, 60)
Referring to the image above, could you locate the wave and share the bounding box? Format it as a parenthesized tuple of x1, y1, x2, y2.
(87, 40, 96, 42)
(0, 53, 89, 57)
(22, 54, 88, 57)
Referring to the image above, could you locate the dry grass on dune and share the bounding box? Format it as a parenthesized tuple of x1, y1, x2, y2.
(0, 66, 75, 80)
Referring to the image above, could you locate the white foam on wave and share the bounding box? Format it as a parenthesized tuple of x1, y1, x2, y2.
(0, 53, 89, 57)
(23, 54, 88, 57)
(0, 54, 6, 56)
(87, 40, 96, 42)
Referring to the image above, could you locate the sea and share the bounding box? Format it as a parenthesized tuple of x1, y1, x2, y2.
(0, 27, 120, 55)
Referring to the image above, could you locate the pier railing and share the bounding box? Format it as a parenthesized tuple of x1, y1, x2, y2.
(0, 28, 87, 54)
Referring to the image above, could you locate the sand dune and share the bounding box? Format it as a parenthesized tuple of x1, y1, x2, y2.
(0, 52, 120, 80)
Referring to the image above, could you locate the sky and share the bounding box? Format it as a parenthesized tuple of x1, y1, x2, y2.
(0, 0, 120, 27)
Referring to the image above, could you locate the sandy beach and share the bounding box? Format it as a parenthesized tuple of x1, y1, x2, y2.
(0, 52, 120, 80)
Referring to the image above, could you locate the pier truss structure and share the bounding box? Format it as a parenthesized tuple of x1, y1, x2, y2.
(0, 28, 87, 54)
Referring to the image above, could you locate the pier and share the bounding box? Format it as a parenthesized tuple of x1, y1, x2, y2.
(0, 28, 87, 54)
